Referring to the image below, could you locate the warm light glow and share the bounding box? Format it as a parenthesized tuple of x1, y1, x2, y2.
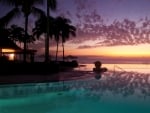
(2, 49, 15, 61)
(9, 54, 15, 61)
(100, 44, 150, 57)
(2, 49, 15, 52)
(64, 43, 150, 58)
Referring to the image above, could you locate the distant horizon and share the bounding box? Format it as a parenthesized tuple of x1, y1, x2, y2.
(35, 54, 150, 64)
(76, 55, 150, 64)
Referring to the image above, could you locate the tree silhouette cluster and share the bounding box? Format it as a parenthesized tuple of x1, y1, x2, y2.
(33, 15, 76, 61)
(0, 0, 76, 62)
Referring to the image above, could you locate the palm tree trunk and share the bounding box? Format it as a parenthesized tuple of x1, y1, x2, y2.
(55, 40, 59, 61)
(45, 0, 50, 62)
(62, 42, 65, 62)
(24, 16, 28, 62)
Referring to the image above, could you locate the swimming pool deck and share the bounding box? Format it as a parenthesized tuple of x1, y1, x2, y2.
(0, 70, 94, 84)
(0, 61, 80, 84)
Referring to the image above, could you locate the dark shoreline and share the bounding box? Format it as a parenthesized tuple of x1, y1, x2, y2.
(0, 61, 78, 84)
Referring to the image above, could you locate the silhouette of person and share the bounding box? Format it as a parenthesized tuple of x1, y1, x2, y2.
(93, 61, 107, 79)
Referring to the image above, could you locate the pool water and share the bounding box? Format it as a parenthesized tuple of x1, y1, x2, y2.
(0, 74, 150, 113)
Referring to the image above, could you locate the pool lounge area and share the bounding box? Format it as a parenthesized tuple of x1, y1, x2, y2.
(0, 70, 150, 113)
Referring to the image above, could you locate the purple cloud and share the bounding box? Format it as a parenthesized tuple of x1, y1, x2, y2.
(77, 45, 93, 49)
(70, 17, 150, 47)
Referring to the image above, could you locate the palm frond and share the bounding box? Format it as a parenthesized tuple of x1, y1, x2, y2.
(33, 15, 55, 39)
(0, 7, 20, 28)
(48, 0, 57, 11)
(9, 24, 25, 43)
(32, 7, 46, 18)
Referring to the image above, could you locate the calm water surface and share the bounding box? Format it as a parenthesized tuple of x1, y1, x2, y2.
(76, 63, 150, 73)
(0, 75, 150, 113)
(0, 63, 150, 113)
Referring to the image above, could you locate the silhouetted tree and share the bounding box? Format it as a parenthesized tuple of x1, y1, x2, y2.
(55, 17, 76, 61)
(0, 0, 45, 62)
(33, 16, 76, 62)
(45, 0, 57, 62)
(33, 15, 56, 59)
(9, 25, 35, 47)
(8, 25, 24, 46)
(0, 8, 20, 28)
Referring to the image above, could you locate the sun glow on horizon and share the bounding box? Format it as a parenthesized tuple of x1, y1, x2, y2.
(65, 43, 150, 58)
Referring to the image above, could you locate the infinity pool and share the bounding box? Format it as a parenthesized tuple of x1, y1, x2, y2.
(0, 71, 150, 113)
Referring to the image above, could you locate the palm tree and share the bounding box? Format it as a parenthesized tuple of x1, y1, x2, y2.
(55, 17, 76, 61)
(0, 0, 57, 62)
(62, 24, 76, 61)
(0, 8, 20, 28)
(21, 1, 46, 62)
(33, 15, 62, 61)
(45, 0, 57, 62)
(0, 0, 45, 62)
(32, 15, 55, 41)
(8, 25, 25, 47)
(53, 20, 60, 61)
(9, 25, 36, 47)
(33, 15, 56, 60)
(55, 34, 59, 61)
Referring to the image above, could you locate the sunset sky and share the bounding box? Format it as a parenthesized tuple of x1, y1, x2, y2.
(1, 0, 150, 58)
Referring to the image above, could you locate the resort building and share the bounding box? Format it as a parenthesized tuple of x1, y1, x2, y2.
(0, 37, 36, 62)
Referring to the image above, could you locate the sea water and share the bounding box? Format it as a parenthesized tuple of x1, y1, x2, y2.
(76, 63, 150, 73)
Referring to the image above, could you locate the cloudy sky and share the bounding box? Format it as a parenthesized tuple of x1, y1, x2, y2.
(1, 0, 150, 58)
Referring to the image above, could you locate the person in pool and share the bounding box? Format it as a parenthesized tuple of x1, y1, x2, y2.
(93, 61, 107, 79)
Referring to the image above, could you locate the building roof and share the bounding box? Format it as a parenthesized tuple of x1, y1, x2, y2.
(0, 37, 21, 50)
(0, 37, 37, 54)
